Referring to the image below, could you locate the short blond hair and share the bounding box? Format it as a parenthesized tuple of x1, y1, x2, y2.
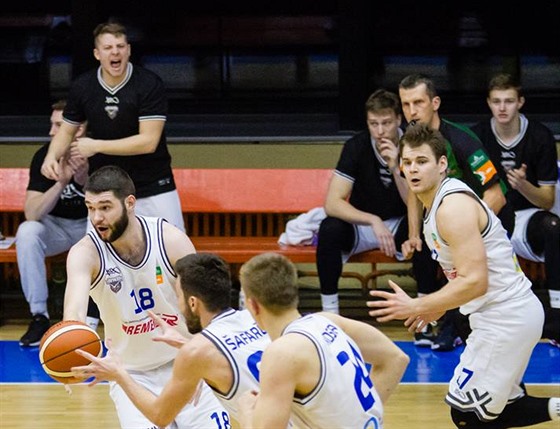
(93, 22, 127, 46)
(240, 253, 299, 314)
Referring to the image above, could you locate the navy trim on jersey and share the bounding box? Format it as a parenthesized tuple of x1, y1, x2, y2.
(427, 178, 493, 245)
(285, 318, 327, 405)
(88, 231, 106, 291)
(201, 313, 241, 400)
(156, 218, 176, 277)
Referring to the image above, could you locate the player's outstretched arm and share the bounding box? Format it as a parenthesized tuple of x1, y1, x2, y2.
(63, 239, 99, 322)
(74, 336, 206, 427)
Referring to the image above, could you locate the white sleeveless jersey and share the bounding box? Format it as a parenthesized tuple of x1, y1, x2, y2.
(89, 216, 190, 371)
(423, 178, 532, 314)
(284, 314, 383, 429)
(201, 308, 270, 418)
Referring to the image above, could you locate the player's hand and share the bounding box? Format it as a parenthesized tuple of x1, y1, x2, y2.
(57, 154, 75, 185)
(41, 157, 60, 180)
(72, 338, 124, 386)
(401, 236, 423, 260)
(506, 163, 528, 190)
(377, 137, 399, 168)
(67, 147, 89, 185)
(148, 310, 188, 348)
(367, 279, 415, 322)
(370, 217, 397, 257)
(404, 312, 444, 333)
(74, 137, 98, 158)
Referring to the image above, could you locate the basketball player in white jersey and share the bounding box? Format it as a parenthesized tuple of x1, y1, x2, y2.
(63, 166, 228, 429)
(368, 124, 560, 428)
(73, 252, 272, 429)
(236, 252, 409, 429)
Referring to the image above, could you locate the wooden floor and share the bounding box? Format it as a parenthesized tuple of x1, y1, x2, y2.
(1, 321, 558, 429)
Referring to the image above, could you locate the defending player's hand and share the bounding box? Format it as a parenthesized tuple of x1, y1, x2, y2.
(367, 279, 416, 322)
(72, 338, 125, 386)
(404, 313, 443, 333)
(148, 310, 188, 348)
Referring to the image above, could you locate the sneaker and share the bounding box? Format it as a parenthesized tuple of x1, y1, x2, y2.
(19, 314, 50, 347)
(431, 320, 463, 352)
(414, 322, 437, 347)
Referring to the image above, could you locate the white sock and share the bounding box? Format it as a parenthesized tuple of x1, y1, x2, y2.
(86, 317, 99, 331)
(548, 397, 560, 420)
(549, 290, 560, 309)
(321, 294, 339, 314)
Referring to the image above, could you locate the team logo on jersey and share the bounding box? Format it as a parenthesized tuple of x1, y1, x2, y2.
(105, 266, 123, 293)
(431, 233, 441, 250)
(156, 266, 163, 284)
(60, 183, 85, 200)
(105, 105, 119, 119)
(468, 149, 497, 185)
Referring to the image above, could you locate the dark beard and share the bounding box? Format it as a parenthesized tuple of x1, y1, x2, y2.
(103, 208, 129, 243)
(186, 304, 203, 334)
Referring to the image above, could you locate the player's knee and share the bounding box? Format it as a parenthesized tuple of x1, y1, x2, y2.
(16, 220, 44, 240)
(317, 217, 352, 248)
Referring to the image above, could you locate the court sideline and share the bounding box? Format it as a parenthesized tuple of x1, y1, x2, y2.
(0, 321, 558, 428)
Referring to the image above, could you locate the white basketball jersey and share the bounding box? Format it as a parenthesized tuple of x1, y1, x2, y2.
(284, 314, 383, 429)
(423, 178, 532, 314)
(202, 309, 271, 418)
(88, 216, 190, 371)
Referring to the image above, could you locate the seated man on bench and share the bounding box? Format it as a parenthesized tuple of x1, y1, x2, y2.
(317, 89, 438, 322)
(17, 100, 97, 346)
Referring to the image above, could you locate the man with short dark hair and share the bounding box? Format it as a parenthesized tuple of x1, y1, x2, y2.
(62, 165, 227, 428)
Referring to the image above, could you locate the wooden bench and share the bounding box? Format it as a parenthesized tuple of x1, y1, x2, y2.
(0, 168, 413, 295)
(1, 167, 547, 293)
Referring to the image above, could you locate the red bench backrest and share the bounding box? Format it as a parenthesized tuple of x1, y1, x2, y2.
(0, 168, 333, 213)
(0, 168, 28, 212)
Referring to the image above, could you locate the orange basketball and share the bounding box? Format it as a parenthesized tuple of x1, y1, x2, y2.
(39, 320, 103, 384)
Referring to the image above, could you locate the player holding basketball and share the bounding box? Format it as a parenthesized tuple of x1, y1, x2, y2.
(236, 252, 409, 429)
(73, 252, 271, 428)
(368, 124, 560, 428)
(62, 166, 228, 428)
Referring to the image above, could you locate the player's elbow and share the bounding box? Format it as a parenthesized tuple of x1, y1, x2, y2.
(144, 141, 159, 154)
(541, 197, 554, 211)
(393, 349, 410, 378)
(376, 344, 410, 377)
(468, 275, 488, 299)
(150, 412, 174, 427)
